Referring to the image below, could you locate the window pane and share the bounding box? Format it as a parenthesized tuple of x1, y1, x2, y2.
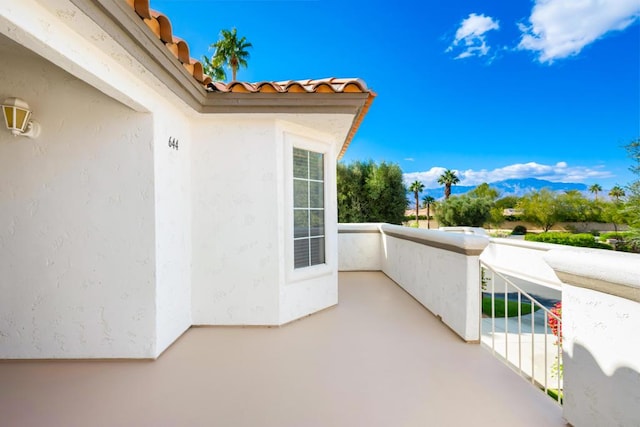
(310, 237, 325, 265)
(294, 180, 308, 208)
(294, 210, 309, 238)
(310, 210, 324, 237)
(309, 181, 323, 209)
(294, 239, 310, 268)
(293, 148, 308, 179)
(309, 152, 323, 180)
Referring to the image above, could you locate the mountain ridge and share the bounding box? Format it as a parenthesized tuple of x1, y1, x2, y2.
(420, 177, 587, 199)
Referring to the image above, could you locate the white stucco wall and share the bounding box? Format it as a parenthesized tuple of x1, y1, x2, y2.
(1, 0, 361, 357)
(561, 285, 640, 427)
(191, 118, 281, 325)
(337, 224, 383, 271)
(191, 119, 342, 326)
(544, 249, 640, 427)
(0, 44, 156, 358)
(337, 224, 489, 341)
(380, 225, 489, 341)
(153, 106, 192, 355)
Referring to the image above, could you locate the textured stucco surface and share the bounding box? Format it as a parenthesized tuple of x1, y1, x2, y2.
(336, 225, 489, 341)
(561, 284, 640, 427)
(191, 120, 342, 326)
(153, 105, 192, 356)
(0, 0, 365, 357)
(381, 233, 485, 341)
(191, 118, 281, 325)
(544, 248, 640, 301)
(0, 41, 156, 358)
(337, 224, 383, 271)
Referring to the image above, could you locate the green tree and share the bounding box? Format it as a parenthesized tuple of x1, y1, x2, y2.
(437, 169, 460, 200)
(365, 162, 408, 224)
(518, 189, 561, 232)
(495, 196, 520, 210)
(487, 207, 505, 230)
(624, 138, 640, 247)
(211, 28, 252, 81)
(422, 195, 436, 229)
(337, 160, 406, 224)
(589, 183, 603, 200)
(436, 195, 492, 227)
(201, 55, 226, 81)
(494, 195, 522, 220)
(557, 190, 603, 229)
(408, 181, 425, 226)
(601, 201, 629, 234)
(468, 183, 500, 200)
(608, 185, 626, 202)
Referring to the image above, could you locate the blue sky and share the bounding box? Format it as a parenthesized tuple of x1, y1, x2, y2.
(153, 0, 639, 191)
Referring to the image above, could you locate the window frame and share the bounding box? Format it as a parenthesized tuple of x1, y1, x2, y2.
(282, 128, 335, 284)
(293, 147, 326, 269)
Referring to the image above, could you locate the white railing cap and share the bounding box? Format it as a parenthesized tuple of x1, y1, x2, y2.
(380, 223, 490, 255)
(338, 223, 383, 233)
(544, 248, 640, 302)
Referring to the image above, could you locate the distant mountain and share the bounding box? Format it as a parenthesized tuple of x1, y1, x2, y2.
(420, 178, 588, 199)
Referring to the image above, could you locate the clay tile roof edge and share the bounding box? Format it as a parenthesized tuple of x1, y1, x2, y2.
(128, 0, 211, 86)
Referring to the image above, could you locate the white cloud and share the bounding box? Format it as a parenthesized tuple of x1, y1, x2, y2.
(404, 167, 448, 188)
(518, 0, 640, 63)
(404, 157, 415, 162)
(404, 162, 612, 188)
(447, 13, 500, 59)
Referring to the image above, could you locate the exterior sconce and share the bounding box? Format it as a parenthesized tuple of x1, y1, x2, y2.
(2, 97, 41, 138)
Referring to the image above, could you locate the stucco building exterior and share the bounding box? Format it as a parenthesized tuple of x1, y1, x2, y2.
(0, 0, 374, 359)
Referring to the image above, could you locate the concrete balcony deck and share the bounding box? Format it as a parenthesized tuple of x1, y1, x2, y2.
(0, 272, 564, 427)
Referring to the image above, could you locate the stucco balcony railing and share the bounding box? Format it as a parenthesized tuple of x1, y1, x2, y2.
(339, 223, 640, 427)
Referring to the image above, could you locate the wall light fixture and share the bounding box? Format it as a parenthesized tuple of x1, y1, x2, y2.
(2, 97, 41, 138)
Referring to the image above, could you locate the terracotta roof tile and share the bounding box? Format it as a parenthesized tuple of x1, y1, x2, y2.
(206, 78, 371, 95)
(127, 0, 212, 85)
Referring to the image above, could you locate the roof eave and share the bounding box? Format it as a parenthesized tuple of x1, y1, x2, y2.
(71, 0, 208, 110)
(201, 92, 370, 114)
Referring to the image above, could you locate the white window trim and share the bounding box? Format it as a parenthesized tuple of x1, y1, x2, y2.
(281, 128, 336, 284)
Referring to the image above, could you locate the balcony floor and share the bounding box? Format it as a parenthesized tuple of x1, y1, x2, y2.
(0, 272, 565, 427)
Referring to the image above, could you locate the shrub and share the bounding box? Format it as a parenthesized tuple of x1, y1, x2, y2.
(599, 231, 634, 241)
(436, 195, 492, 227)
(525, 232, 612, 250)
(598, 231, 640, 253)
(511, 225, 527, 235)
(481, 296, 539, 318)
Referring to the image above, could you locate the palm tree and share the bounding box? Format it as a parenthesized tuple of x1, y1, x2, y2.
(609, 185, 625, 202)
(422, 195, 435, 229)
(589, 183, 603, 200)
(409, 180, 424, 226)
(201, 55, 227, 81)
(437, 169, 460, 200)
(211, 28, 252, 82)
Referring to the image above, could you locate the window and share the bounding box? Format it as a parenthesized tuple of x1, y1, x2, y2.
(293, 147, 325, 269)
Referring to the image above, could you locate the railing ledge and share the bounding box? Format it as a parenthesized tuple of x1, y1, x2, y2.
(544, 249, 640, 303)
(380, 223, 490, 256)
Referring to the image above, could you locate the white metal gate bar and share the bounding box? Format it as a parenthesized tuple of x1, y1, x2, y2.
(480, 260, 563, 405)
